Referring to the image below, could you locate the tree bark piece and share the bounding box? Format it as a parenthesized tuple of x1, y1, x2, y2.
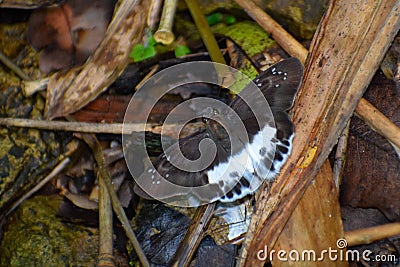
(239, 1, 400, 266)
(272, 161, 346, 266)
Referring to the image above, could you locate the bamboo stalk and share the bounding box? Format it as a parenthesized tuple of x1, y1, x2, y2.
(154, 0, 177, 45)
(98, 171, 115, 267)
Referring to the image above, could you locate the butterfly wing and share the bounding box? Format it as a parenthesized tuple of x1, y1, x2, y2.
(134, 58, 303, 205)
(134, 129, 228, 206)
(215, 58, 303, 202)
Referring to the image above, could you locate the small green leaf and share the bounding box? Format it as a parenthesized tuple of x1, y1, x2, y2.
(130, 44, 156, 62)
(206, 12, 223, 26)
(147, 34, 157, 47)
(225, 15, 236, 25)
(174, 45, 191, 58)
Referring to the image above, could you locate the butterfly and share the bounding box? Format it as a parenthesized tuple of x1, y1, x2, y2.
(133, 58, 303, 207)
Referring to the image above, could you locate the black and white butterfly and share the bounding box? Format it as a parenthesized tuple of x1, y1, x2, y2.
(134, 58, 303, 206)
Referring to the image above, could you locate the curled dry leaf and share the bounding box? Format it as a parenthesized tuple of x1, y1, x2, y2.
(27, 0, 115, 74)
(44, 0, 150, 119)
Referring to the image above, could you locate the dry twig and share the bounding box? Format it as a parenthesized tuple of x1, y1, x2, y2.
(77, 132, 150, 267)
(0, 50, 31, 81)
(345, 223, 400, 246)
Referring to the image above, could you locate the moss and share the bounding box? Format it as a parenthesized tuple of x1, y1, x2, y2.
(0, 195, 99, 267)
(213, 21, 276, 57)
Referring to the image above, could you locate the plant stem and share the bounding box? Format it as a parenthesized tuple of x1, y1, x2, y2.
(184, 0, 226, 64)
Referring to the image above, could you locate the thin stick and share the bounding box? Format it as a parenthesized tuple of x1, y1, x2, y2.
(345, 222, 400, 246)
(355, 98, 400, 151)
(78, 133, 150, 267)
(0, 50, 31, 81)
(6, 157, 71, 216)
(234, 0, 308, 64)
(184, 0, 226, 64)
(169, 203, 216, 267)
(0, 117, 146, 134)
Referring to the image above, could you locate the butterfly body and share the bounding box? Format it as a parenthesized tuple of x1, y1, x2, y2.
(134, 58, 303, 206)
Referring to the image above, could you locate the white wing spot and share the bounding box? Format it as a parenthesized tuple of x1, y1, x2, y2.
(275, 84, 280, 88)
(257, 83, 262, 87)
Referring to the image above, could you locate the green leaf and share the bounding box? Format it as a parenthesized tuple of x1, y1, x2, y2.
(206, 12, 223, 26)
(225, 15, 236, 25)
(147, 35, 157, 47)
(130, 44, 156, 62)
(174, 45, 191, 58)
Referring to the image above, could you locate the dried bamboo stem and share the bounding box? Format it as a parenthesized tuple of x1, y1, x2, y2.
(154, 0, 177, 45)
(98, 171, 115, 267)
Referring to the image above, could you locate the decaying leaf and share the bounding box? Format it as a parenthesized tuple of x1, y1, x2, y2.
(341, 73, 400, 221)
(44, 0, 150, 119)
(27, 0, 115, 74)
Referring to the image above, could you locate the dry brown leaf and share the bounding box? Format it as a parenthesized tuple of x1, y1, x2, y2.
(342, 73, 400, 221)
(44, 0, 150, 119)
